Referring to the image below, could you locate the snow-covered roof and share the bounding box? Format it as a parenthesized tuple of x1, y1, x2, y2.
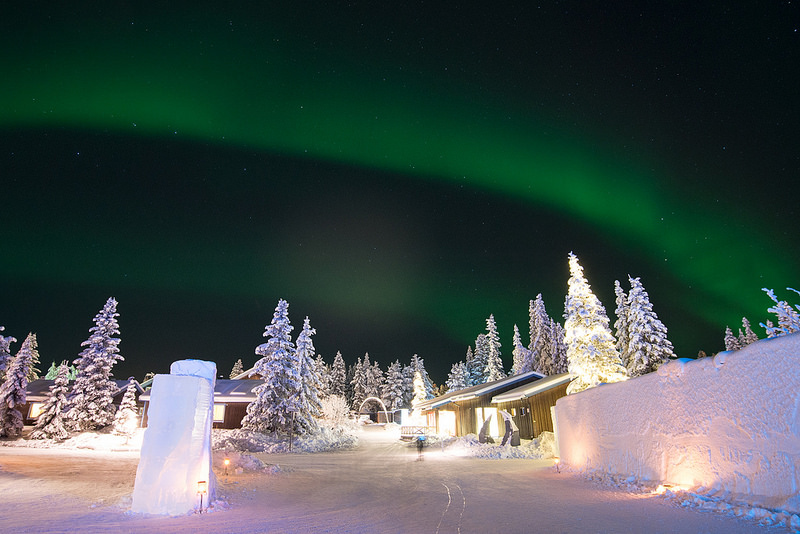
(24, 378, 144, 401)
(231, 366, 254, 380)
(490, 373, 572, 404)
(138, 378, 265, 403)
(416, 371, 545, 411)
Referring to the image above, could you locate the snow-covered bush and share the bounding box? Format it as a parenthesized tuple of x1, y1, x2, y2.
(761, 288, 800, 337)
(319, 394, 350, 426)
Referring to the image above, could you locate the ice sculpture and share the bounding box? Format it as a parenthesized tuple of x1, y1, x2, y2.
(131, 359, 217, 515)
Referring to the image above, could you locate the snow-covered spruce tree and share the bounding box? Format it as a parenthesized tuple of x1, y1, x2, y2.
(761, 288, 800, 337)
(739, 317, 759, 347)
(293, 316, 323, 434)
(350, 355, 367, 410)
(445, 361, 469, 392)
(620, 276, 675, 377)
(314, 354, 331, 397)
(112, 379, 139, 437)
(329, 351, 347, 398)
(614, 280, 631, 361)
(382, 360, 405, 410)
(30, 362, 72, 440)
(563, 253, 627, 394)
(550, 320, 569, 374)
(463, 346, 475, 387)
(0, 326, 16, 383)
(26, 343, 41, 382)
(65, 298, 123, 431)
(242, 299, 299, 435)
(0, 333, 38, 437)
(484, 315, 505, 381)
(410, 354, 435, 399)
(44, 361, 59, 380)
(366, 359, 385, 401)
(529, 295, 554, 375)
(401, 363, 415, 408)
(724, 326, 742, 351)
(411, 371, 426, 412)
(470, 334, 489, 385)
(229, 358, 244, 379)
(510, 325, 528, 375)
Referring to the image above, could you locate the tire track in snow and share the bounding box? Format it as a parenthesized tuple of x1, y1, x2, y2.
(436, 482, 466, 534)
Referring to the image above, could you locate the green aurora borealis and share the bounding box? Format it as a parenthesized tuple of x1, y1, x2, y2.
(2, 4, 798, 380)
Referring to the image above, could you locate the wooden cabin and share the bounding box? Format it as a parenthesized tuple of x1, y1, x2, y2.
(21, 378, 145, 425)
(415, 371, 546, 439)
(490, 373, 571, 439)
(139, 378, 264, 429)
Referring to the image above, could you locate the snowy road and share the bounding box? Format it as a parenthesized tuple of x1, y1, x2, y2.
(0, 426, 784, 533)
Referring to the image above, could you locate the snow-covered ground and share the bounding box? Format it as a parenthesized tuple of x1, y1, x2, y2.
(0, 424, 789, 533)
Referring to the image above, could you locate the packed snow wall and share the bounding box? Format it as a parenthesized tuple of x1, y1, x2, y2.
(131, 359, 217, 515)
(555, 333, 800, 514)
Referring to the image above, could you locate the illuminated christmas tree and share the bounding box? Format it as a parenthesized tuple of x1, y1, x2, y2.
(564, 253, 627, 394)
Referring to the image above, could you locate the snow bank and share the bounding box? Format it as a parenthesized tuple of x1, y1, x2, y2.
(432, 431, 556, 459)
(212, 421, 359, 454)
(555, 333, 800, 514)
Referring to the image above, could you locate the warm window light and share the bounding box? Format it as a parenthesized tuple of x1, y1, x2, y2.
(197, 480, 208, 513)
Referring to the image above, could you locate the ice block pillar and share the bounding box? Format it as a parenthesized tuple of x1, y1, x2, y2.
(131, 359, 217, 515)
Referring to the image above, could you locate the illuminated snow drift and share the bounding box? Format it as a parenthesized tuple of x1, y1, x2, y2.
(131, 359, 217, 515)
(555, 333, 800, 514)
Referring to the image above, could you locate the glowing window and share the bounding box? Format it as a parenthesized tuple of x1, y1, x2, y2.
(213, 403, 226, 423)
(28, 402, 45, 419)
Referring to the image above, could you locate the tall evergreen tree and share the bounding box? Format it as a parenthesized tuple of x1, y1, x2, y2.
(242, 299, 299, 434)
(614, 280, 631, 361)
(483, 315, 504, 381)
(410, 354, 434, 399)
(329, 351, 347, 398)
(229, 358, 244, 379)
(550, 320, 569, 374)
(365, 360, 384, 400)
(350, 355, 367, 410)
(529, 295, 554, 374)
(470, 334, 489, 385)
(464, 346, 475, 386)
(314, 354, 331, 397)
(445, 361, 469, 391)
(112, 379, 139, 437)
(65, 298, 123, 431)
(401, 363, 415, 408)
(510, 324, 529, 375)
(294, 316, 322, 433)
(382, 360, 405, 410)
(621, 276, 675, 377)
(564, 253, 627, 394)
(0, 333, 38, 437)
(411, 371, 426, 412)
(30, 361, 72, 440)
(724, 326, 742, 351)
(0, 326, 15, 383)
(739, 317, 759, 347)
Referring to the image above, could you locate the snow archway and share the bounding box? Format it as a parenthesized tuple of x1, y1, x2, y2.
(358, 396, 390, 423)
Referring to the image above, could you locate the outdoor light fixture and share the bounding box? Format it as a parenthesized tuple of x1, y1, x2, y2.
(224, 458, 230, 476)
(197, 480, 208, 513)
(553, 456, 560, 473)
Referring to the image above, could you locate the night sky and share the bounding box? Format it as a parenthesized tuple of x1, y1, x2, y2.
(2, 3, 799, 384)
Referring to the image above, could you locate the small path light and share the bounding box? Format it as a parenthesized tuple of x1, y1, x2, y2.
(197, 480, 207, 513)
(224, 458, 230, 476)
(554, 456, 560, 473)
